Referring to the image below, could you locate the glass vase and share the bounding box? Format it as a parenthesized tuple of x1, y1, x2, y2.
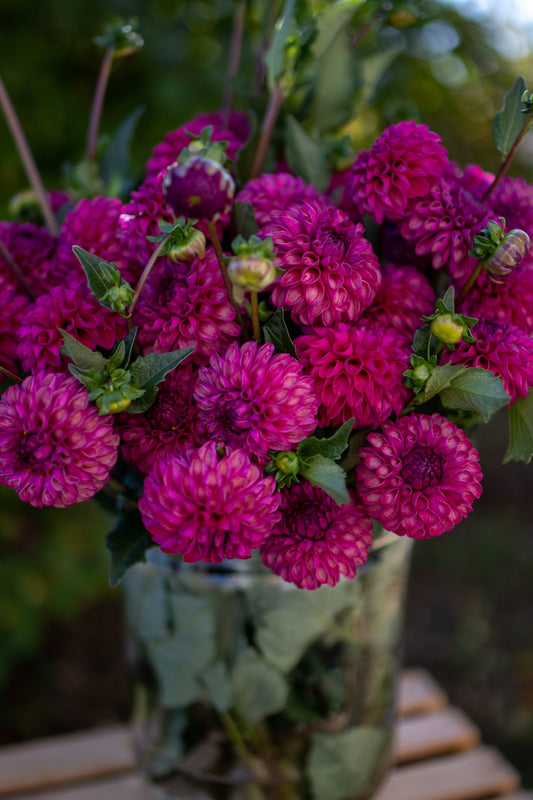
(123, 532, 413, 800)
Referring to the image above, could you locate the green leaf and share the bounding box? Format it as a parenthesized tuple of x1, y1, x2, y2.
(300, 454, 350, 506)
(298, 420, 354, 464)
(231, 647, 288, 723)
(200, 660, 232, 713)
(231, 200, 258, 239)
(129, 348, 194, 391)
(264, 0, 297, 89)
(59, 329, 107, 371)
(262, 308, 296, 357)
(307, 24, 356, 133)
(312, 0, 363, 58)
(439, 368, 510, 422)
(127, 385, 159, 414)
(101, 106, 146, 195)
(72, 245, 121, 299)
(285, 115, 330, 192)
(493, 77, 529, 157)
(418, 364, 466, 403)
(105, 510, 155, 587)
(307, 726, 388, 800)
(504, 390, 533, 464)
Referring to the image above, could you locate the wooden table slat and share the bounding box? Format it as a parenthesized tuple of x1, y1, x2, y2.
(394, 706, 480, 763)
(398, 668, 448, 716)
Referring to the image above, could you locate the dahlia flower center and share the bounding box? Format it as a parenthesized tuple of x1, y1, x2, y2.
(16, 434, 46, 471)
(401, 446, 443, 490)
(320, 228, 349, 259)
(149, 397, 193, 432)
(287, 503, 330, 540)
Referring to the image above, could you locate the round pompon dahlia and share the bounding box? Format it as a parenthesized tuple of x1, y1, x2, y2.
(362, 263, 435, 338)
(236, 172, 328, 226)
(356, 413, 483, 539)
(260, 483, 373, 590)
(295, 323, 411, 429)
(456, 262, 533, 335)
(138, 442, 281, 562)
(16, 279, 128, 373)
(348, 121, 449, 223)
(262, 199, 381, 327)
(442, 319, 533, 404)
(194, 341, 318, 460)
(0, 220, 65, 294)
(0, 372, 119, 508)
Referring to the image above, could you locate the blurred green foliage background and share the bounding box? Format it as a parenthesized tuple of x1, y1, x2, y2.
(0, 0, 532, 785)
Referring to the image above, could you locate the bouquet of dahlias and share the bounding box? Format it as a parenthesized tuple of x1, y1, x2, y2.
(1, 8, 532, 595)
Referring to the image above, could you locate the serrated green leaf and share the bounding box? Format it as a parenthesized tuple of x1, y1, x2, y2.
(72, 246, 122, 303)
(107, 340, 126, 371)
(418, 364, 466, 403)
(411, 324, 433, 359)
(68, 364, 106, 391)
(285, 115, 330, 192)
(263, 308, 296, 357)
(120, 327, 138, 368)
(493, 77, 529, 157)
(127, 385, 159, 414)
(439, 285, 455, 313)
(439, 368, 510, 422)
(105, 510, 155, 587)
(129, 348, 194, 391)
(301, 454, 350, 506)
(264, 0, 297, 89)
(231, 647, 288, 723)
(231, 200, 258, 239)
(504, 391, 533, 464)
(59, 329, 107, 371)
(298, 419, 354, 464)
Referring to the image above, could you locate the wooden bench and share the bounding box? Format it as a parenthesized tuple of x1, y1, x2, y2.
(0, 669, 530, 800)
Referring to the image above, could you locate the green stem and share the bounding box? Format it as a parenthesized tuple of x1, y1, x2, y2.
(86, 45, 115, 161)
(0, 239, 35, 299)
(482, 116, 532, 203)
(222, 0, 246, 127)
(127, 236, 169, 320)
(0, 365, 22, 383)
(249, 83, 284, 179)
(0, 76, 58, 235)
(455, 260, 485, 303)
(207, 221, 248, 337)
(250, 291, 261, 342)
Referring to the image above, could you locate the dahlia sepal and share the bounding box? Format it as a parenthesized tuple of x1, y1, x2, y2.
(422, 287, 478, 347)
(262, 308, 296, 357)
(105, 509, 155, 587)
(404, 354, 438, 394)
(504, 390, 533, 465)
(417, 364, 510, 422)
(146, 217, 206, 263)
(73, 244, 134, 316)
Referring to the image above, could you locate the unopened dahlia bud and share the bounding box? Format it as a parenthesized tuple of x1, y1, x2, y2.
(163, 156, 235, 221)
(167, 228, 206, 263)
(430, 314, 465, 344)
(227, 255, 277, 302)
(275, 451, 299, 475)
(486, 229, 530, 279)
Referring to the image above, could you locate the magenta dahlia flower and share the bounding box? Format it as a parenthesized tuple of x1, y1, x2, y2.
(356, 413, 483, 539)
(236, 172, 328, 226)
(400, 179, 489, 282)
(486, 176, 533, 240)
(0, 371, 119, 508)
(362, 263, 435, 338)
(261, 199, 381, 327)
(347, 121, 449, 223)
(138, 441, 281, 562)
(0, 272, 29, 380)
(145, 110, 249, 178)
(455, 163, 494, 200)
(442, 319, 533, 403)
(260, 483, 373, 590)
(16, 279, 128, 373)
(118, 363, 201, 473)
(163, 155, 235, 221)
(295, 323, 411, 429)
(456, 262, 533, 335)
(134, 247, 240, 365)
(194, 341, 318, 460)
(56, 196, 142, 286)
(0, 220, 64, 294)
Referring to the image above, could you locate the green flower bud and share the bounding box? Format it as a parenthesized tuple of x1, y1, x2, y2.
(274, 451, 299, 475)
(413, 364, 430, 382)
(430, 314, 464, 344)
(107, 397, 132, 413)
(228, 255, 277, 302)
(167, 229, 206, 263)
(486, 229, 530, 279)
(103, 283, 134, 315)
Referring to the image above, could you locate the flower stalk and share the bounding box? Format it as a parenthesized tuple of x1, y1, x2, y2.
(207, 220, 248, 336)
(222, 0, 247, 127)
(250, 290, 261, 342)
(127, 235, 169, 323)
(86, 44, 115, 161)
(250, 83, 284, 179)
(0, 238, 35, 299)
(0, 365, 22, 383)
(482, 116, 532, 203)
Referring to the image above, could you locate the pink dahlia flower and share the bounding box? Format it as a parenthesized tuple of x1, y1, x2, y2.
(194, 341, 318, 460)
(356, 413, 483, 539)
(456, 262, 533, 335)
(134, 247, 240, 365)
(261, 199, 381, 327)
(0, 371, 119, 508)
(0, 272, 29, 380)
(260, 483, 373, 590)
(348, 121, 449, 223)
(295, 323, 412, 429)
(138, 441, 281, 562)
(455, 163, 494, 200)
(0, 221, 65, 294)
(57, 196, 141, 286)
(400, 179, 489, 282)
(145, 110, 249, 178)
(362, 263, 435, 338)
(236, 172, 328, 226)
(16, 279, 128, 373)
(118, 363, 201, 473)
(442, 319, 533, 403)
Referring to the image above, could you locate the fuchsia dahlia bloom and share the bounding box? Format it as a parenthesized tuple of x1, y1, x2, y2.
(456, 264, 533, 335)
(400, 179, 489, 282)
(295, 323, 411, 429)
(0, 273, 29, 380)
(16, 280, 128, 373)
(0, 372, 119, 508)
(118, 364, 201, 473)
(356, 413, 483, 539)
(0, 221, 65, 294)
(134, 247, 240, 365)
(139, 442, 281, 562)
(262, 199, 381, 327)
(486, 176, 533, 240)
(362, 263, 435, 338)
(442, 319, 533, 404)
(236, 172, 328, 226)
(348, 121, 449, 223)
(194, 341, 318, 460)
(260, 483, 373, 590)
